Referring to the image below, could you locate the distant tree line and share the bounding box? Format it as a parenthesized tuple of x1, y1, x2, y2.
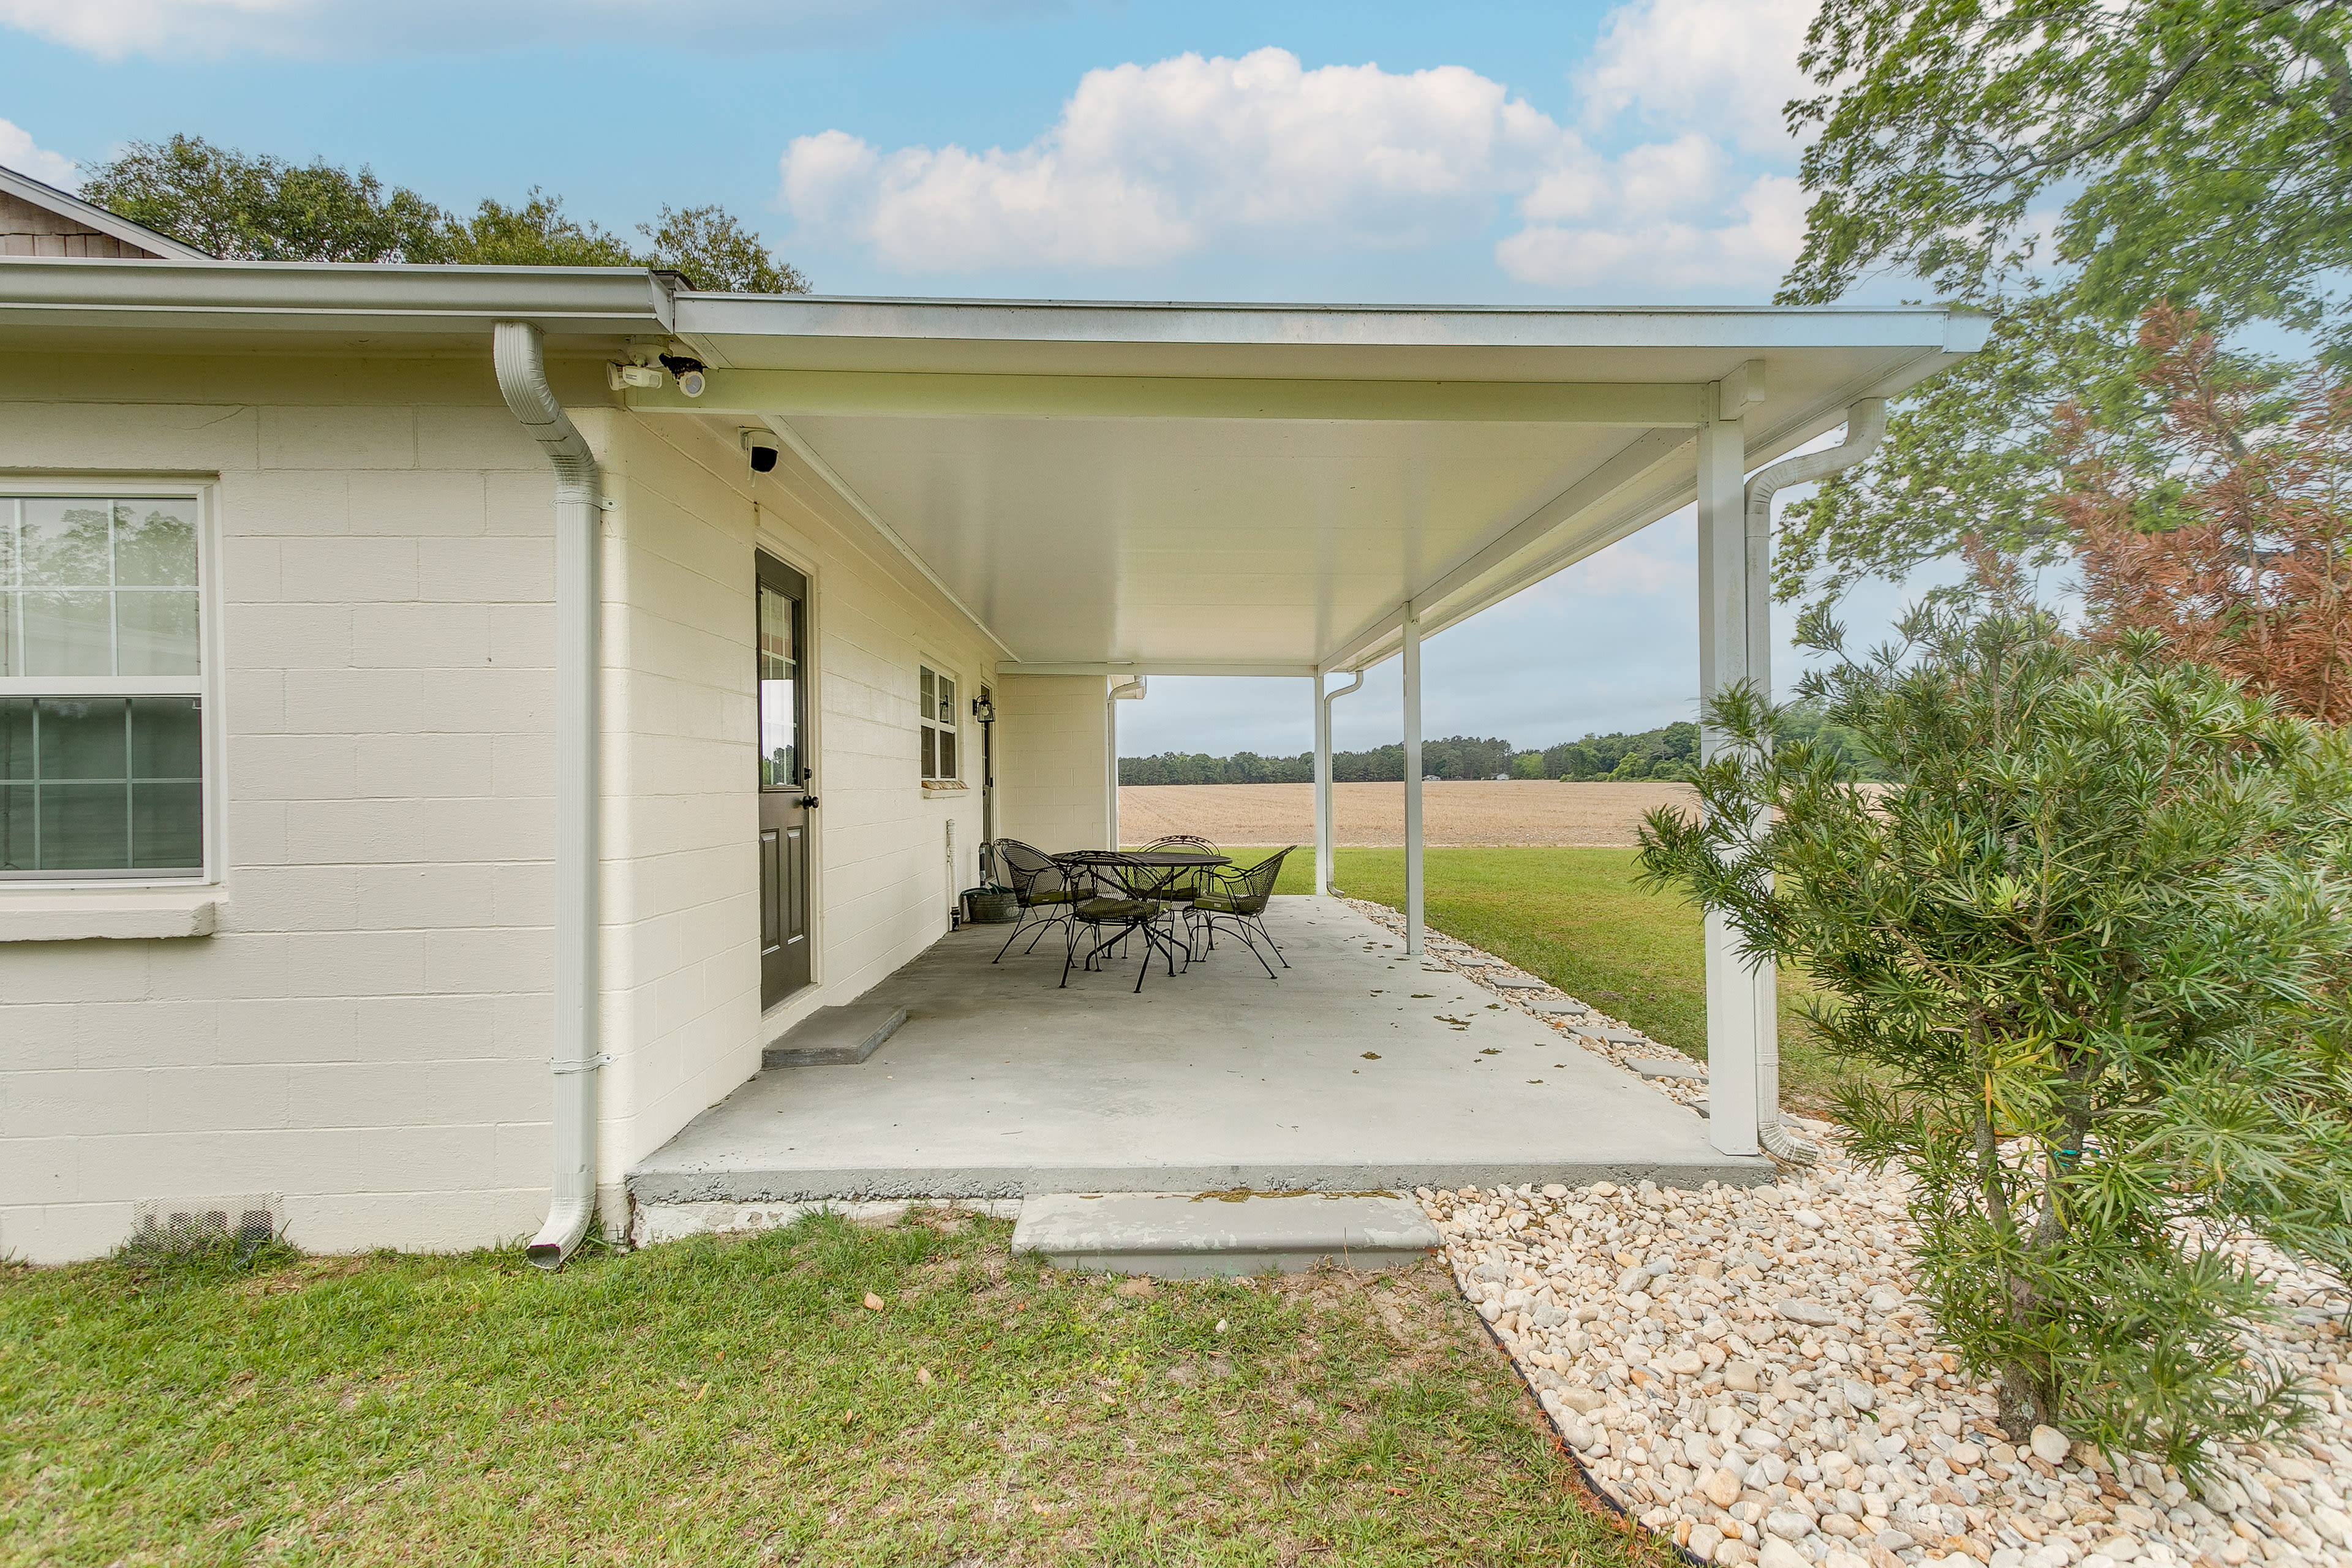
(1120, 735, 1516, 786)
(1120, 704, 1885, 785)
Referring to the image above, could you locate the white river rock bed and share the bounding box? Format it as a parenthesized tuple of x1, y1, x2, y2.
(1337, 902, 2352, 1568)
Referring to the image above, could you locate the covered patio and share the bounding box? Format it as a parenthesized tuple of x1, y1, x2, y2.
(629, 894, 1757, 1218)
(624, 295, 1986, 1172)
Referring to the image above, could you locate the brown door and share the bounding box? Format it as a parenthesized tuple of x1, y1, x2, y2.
(757, 553, 812, 1008)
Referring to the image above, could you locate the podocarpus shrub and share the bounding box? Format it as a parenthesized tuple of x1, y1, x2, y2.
(1637, 599, 2352, 1474)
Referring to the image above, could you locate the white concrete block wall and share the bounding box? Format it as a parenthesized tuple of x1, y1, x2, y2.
(994, 676, 1112, 852)
(0, 352, 568, 1263)
(0, 355, 1008, 1263)
(577, 412, 997, 1201)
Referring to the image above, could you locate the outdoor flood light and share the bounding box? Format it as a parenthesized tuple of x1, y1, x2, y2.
(659, 353, 707, 397)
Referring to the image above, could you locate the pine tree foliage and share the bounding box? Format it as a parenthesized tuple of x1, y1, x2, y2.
(1637, 597, 2352, 1471)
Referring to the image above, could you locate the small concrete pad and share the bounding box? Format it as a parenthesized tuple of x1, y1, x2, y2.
(1015, 1191, 1439, 1278)
(1630, 1058, 1707, 1082)
(1592, 1025, 1649, 1046)
(1487, 975, 1548, 990)
(763, 1005, 907, 1069)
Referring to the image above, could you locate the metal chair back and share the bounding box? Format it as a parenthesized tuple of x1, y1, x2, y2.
(1214, 845, 1292, 913)
(993, 839, 1071, 907)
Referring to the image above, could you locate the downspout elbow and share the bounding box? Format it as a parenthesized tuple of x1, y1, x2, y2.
(1743, 398, 1885, 543)
(1320, 669, 1365, 712)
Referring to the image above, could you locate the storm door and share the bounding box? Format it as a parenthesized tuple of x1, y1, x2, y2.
(757, 552, 812, 1008)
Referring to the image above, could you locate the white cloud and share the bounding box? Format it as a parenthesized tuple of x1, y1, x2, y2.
(0, 0, 1051, 59)
(1577, 0, 1817, 156)
(1500, 168, 1808, 292)
(783, 49, 1578, 273)
(0, 119, 79, 187)
(780, 41, 1811, 290)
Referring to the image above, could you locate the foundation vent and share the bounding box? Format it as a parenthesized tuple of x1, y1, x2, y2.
(131, 1194, 282, 1250)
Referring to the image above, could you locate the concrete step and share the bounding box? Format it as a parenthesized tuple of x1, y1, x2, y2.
(1012, 1191, 1439, 1278)
(762, 1005, 906, 1069)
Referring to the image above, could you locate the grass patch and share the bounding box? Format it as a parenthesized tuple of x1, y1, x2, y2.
(1, 1212, 1664, 1566)
(1209, 845, 1849, 1117)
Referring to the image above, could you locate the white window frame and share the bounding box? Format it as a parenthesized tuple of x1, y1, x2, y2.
(918, 660, 961, 785)
(0, 479, 221, 886)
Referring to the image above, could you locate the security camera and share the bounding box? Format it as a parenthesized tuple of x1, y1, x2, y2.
(744, 429, 781, 473)
(607, 361, 665, 391)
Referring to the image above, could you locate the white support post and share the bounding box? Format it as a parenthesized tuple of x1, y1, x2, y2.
(1401, 604, 1424, 955)
(1313, 675, 1333, 895)
(1696, 413, 1763, 1158)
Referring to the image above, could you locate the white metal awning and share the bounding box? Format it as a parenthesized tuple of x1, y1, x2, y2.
(0, 258, 1984, 677)
(644, 295, 1986, 674)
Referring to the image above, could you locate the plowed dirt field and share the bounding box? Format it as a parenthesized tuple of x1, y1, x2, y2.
(1118, 780, 1695, 847)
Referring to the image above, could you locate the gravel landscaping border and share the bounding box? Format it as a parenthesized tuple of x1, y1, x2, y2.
(1343, 901, 2352, 1568)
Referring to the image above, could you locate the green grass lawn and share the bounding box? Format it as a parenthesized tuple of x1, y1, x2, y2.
(1212, 845, 1846, 1117)
(2, 1215, 1664, 1567)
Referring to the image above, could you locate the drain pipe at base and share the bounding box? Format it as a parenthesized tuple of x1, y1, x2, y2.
(494, 321, 605, 1269)
(1106, 676, 1147, 848)
(1314, 669, 1364, 895)
(1739, 398, 1885, 1166)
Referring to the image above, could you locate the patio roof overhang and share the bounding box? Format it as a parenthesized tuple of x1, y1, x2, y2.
(646, 293, 1988, 675)
(0, 257, 1984, 678)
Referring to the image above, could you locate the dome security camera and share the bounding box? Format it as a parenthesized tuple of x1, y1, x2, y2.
(743, 429, 781, 473)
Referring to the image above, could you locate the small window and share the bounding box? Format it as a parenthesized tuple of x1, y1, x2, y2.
(919, 663, 957, 782)
(1, 494, 206, 878)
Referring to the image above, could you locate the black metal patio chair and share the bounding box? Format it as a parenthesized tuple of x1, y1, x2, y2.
(1189, 846, 1296, 978)
(990, 839, 1079, 963)
(1141, 834, 1221, 906)
(1060, 852, 1188, 993)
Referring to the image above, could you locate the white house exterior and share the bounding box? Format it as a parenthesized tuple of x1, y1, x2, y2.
(0, 173, 1983, 1265)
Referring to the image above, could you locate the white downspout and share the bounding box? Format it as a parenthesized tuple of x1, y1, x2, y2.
(1314, 669, 1363, 895)
(1738, 398, 1885, 1164)
(494, 320, 604, 1269)
(1401, 605, 1423, 956)
(1107, 676, 1146, 848)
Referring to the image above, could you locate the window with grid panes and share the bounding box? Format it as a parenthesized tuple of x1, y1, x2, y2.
(918, 664, 957, 782)
(0, 494, 205, 878)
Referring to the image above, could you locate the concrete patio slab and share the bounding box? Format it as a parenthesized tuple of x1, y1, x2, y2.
(628, 895, 1769, 1208)
(1012, 1191, 1440, 1277)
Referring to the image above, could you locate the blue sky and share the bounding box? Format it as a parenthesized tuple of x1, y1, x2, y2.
(0, 0, 1961, 758)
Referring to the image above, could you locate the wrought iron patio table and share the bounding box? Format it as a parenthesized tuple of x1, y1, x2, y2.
(1051, 850, 1229, 990)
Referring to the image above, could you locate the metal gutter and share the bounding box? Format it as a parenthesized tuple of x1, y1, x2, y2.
(0, 256, 677, 336)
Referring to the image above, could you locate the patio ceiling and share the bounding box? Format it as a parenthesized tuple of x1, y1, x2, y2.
(650, 295, 1988, 674)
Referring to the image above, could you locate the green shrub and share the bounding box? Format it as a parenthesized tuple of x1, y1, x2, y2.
(1637, 598, 2352, 1474)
